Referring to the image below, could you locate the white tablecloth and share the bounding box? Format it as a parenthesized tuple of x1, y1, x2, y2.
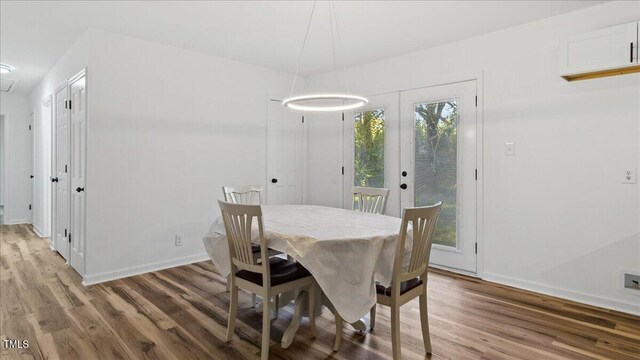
(202, 205, 411, 323)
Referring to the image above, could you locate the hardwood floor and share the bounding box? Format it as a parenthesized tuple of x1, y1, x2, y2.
(1, 224, 639, 360)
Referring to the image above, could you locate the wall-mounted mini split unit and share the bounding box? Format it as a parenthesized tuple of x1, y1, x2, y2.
(0, 78, 18, 93)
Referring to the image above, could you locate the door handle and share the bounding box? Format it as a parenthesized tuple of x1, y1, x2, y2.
(400, 183, 407, 190)
(51, 177, 58, 183)
(271, 178, 278, 184)
(76, 187, 84, 193)
(30, 175, 34, 179)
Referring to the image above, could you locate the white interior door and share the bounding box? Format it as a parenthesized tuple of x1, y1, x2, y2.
(69, 71, 86, 275)
(343, 92, 401, 217)
(400, 81, 477, 274)
(54, 84, 70, 259)
(266, 98, 303, 205)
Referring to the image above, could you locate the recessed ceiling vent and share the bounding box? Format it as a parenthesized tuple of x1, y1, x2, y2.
(0, 78, 17, 93)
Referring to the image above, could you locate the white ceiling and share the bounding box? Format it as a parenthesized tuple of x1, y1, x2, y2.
(1, 1, 606, 95)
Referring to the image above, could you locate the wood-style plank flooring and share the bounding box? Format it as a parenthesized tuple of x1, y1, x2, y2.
(1, 224, 639, 359)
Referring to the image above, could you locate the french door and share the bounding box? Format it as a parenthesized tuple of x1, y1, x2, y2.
(400, 81, 477, 274)
(343, 80, 478, 274)
(343, 93, 401, 217)
(52, 69, 87, 276)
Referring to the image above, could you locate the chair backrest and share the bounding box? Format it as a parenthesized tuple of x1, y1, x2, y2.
(352, 186, 390, 215)
(217, 200, 269, 279)
(222, 185, 263, 205)
(392, 202, 442, 288)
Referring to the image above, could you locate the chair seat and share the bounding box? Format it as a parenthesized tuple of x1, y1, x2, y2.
(376, 278, 423, 296)
(236, 257, 310, 287)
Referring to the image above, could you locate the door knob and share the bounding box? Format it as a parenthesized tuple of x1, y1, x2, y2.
(271, 178, 278, 184)
(51, 177, 58, 183)
(401, 171, 407, 177)
(76, 187, 84, 192)
(30, 175, 34, 179)
(400, 183, 407, 190)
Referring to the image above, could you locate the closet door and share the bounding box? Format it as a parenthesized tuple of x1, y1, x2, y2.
(69, 70, 87, 275)
(53, 83, 70, 260)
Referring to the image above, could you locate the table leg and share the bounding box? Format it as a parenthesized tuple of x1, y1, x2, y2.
(281, 290, 307, 349)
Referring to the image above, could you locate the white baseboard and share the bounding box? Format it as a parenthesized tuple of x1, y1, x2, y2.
(82, 253, 211, 286)
(483, 272, 640, 316)
(32, 225, 44, 238)
(4, 219, 29, 225)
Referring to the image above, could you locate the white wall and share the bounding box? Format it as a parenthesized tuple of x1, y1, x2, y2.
(0, 93, 31, 224)
(29, 29, 301, 284)
(307, 1, 640, 314)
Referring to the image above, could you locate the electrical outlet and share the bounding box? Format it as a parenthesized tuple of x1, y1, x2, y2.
(505, 142, 515, 156)
(624, 273, 640, 291)
(175, 234, 184, 247)
(623, 168, 636, 184)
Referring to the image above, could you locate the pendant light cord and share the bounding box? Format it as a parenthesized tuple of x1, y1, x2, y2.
(289, 0, 318, 97)
(330, 0, 350, 94)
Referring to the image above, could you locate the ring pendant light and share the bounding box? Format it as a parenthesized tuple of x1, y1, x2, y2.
(283, 0, 368, 112)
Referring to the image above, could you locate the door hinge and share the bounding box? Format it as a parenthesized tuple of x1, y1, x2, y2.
(64, 100, 68, 109)
(341, 113, 344, 121)
(65, 165, 68, 173)
(68, 100, 72, 110)
(28, 125, 32, 130)
(341, 166, 344, 175)
(69, 233, 71, 243)
(302, 116, 305, 123)
(475, 243, 478, 254)
(475, 169, 478, 180)
(28, 204, 31, 210)
(64, 229, 67, 237)
(475, 95, 478, 107)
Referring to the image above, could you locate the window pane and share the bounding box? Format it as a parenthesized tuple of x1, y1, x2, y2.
(354, 109, 385, 189)
(414, 101, 457, 247)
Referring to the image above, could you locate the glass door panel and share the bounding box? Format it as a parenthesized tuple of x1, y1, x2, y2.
(414, 101, 458, 247)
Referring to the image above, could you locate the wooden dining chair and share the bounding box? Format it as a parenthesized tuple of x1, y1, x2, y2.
(219, 200, 314, 360)
(352, 186, 390, 215)
(369, 202, 442, 359)
(222, 185, 263, 205)
(222, 185, 281, 307)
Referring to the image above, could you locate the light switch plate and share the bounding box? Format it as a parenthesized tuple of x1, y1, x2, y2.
(623, 168, 636, 184)
(505, 142, 515, 156)
(175, 234, 184, 246)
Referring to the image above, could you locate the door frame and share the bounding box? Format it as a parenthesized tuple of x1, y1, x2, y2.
(339, 73, 485, 278)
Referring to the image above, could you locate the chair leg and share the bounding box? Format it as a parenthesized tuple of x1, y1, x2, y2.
(419, 292, 432, 354)
(309, 282, 316, 338)
(369, 303, 377, 331)
(252, 293, 257, 308)
(226, 274, 231, 292)
(261, 291, 271, 360)
(225, 281, 238, 342)
(333, 313, 343, 352)
(390, 304, 401, 360)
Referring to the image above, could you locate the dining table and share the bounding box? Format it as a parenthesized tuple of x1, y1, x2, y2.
(202, 204, 412, 348)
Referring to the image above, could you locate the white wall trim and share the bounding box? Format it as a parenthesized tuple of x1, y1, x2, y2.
(4, 219, 29, 225)
(81, 252, 211, 286)
(32, 225, 44, 238)
(483, 272, 640, 316)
